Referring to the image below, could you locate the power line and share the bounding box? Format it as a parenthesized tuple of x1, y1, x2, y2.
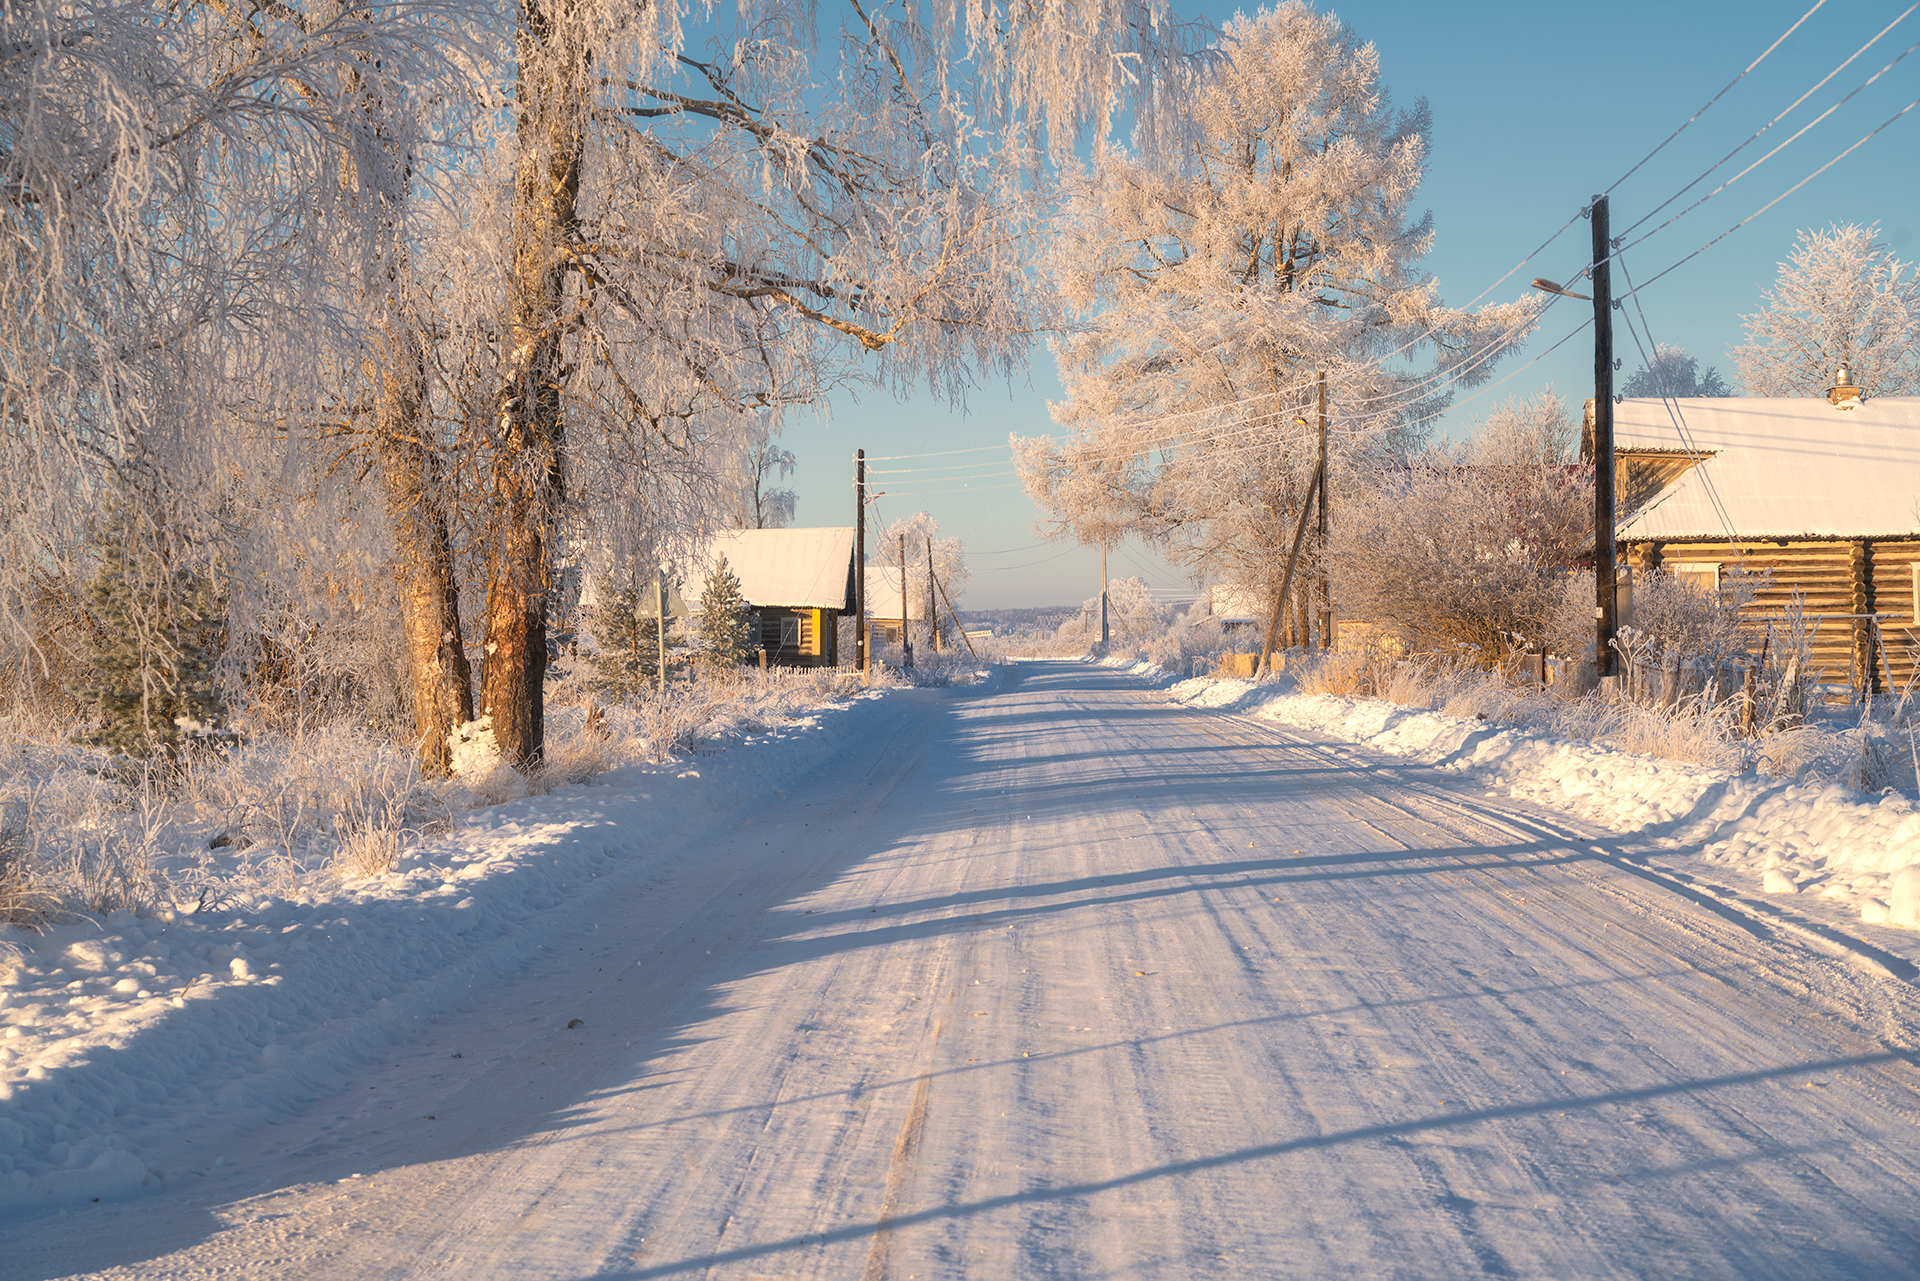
(863, 5, 1908, 500)
(1616, 90, 1920, 303)
(1603, 0, 1830, 196)
(1615, 28, 1920, 260)
(1613, 251, 1743, 551)
(1614, 5, 1918, 244)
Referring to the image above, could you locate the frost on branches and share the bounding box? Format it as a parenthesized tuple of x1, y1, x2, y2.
(1621, 345, 1732, 399)
(1731, 224, 1920, 397)
(1332, 393, 1590, 660)
(1014, 2, 1537, 657)
(869, 513, 970, 648)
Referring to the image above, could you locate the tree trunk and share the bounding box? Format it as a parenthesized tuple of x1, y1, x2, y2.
(481, 4, 584, 768)
(375, 326, 474, 776)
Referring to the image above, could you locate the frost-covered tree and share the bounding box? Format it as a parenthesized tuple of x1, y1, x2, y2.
(1731, 224, 1920, 397)
(871, 513, 969, 646)
(1331, 393, 1590, 659)
(727, 436, 799, 531)
(1092, 576, 1169, 643)
(1622, 344, 1731, 399)
(695, 556, 756, 677)
(0, 0, 484, 778)
(1015, 2, 1537, 661)
(459, 0, 1211, 766)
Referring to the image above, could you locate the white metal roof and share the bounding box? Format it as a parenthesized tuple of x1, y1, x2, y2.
(1614, 395, 1920, 541)
(687, 528, 855, 610)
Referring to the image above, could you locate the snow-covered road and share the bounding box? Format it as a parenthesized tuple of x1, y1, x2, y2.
(12, 660, 1920, 1279)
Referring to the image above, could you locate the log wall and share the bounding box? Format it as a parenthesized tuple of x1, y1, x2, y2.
(1625, 537, 1920, 698)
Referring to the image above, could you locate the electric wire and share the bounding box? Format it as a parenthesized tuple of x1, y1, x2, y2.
(1616, 90, 1920, 304)
(863, 6, 1908, 521)
(1613, 252, 1745, 554)
(1614, 4, 1917, 245)
(1615, 30, 1920, 261)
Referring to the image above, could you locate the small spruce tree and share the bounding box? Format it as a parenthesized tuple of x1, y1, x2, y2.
(78, 506, 229, 759)
(696, 555, 755, 678)
(586, 576, 684, 697)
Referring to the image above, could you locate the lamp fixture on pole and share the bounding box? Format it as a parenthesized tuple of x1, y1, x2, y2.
(1533, 199, 1617, 686)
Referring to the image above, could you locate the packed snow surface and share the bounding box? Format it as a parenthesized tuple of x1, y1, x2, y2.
(5, 660, 1920, 1279)
(1167, 670, 1920, 945)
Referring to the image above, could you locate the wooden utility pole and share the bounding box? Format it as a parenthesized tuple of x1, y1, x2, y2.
(1260, 469, 1323, 671)
(654, 571, 667, 696)
(1315, 370, 1330, 650)
(933, 571, 976, 657)
(900, 533, 913, 669)
(1592, 195, 1618, 682)
(855, 450, 867, 673)
(926, 537, 939, 653)
(1100, 543, 1110, 651)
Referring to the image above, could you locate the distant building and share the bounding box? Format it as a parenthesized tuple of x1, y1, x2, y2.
(687, 528, 855, 668)
(1203, 584, 1262, 634)
(863, 568, 930, 646)
(1603, 383, 1920, 696)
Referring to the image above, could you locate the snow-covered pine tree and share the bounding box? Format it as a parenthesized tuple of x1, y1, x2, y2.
(586, 578, 682, 697)
(77, 505, 229, 760)
(696, 557, 756, 679)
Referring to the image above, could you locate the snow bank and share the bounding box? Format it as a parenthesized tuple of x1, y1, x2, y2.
(0, 684, 913, 1214)
(1168, 676, 1920, 934)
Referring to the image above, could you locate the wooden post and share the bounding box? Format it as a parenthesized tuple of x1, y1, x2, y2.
(927, 536, 940, 654)
(855, 450, 867, 674)
(900, 533, 913, 670)
(1258, 468, 1322, 672)
(1315, 370, 1330, 650)
(1592, 195, 1618, 681)
(654, 571, 667, 697)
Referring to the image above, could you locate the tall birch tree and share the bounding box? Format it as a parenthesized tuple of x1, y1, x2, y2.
(468, 0, 1209, 764)
(1015, 2, 1537, 656)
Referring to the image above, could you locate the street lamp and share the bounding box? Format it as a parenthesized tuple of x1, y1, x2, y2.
(1533, 197, 1617, 688)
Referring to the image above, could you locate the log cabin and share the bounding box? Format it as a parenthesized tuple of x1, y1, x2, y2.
(1603, 379, 1920, 699)
(687, 528, 856, 668)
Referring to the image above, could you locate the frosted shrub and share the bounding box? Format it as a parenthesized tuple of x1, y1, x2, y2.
(1290, 650, 1385, 698)
(1333, 395, 1591, 662)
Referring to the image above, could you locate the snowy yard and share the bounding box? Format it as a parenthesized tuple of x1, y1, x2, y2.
(5, 658, 1920, 1278)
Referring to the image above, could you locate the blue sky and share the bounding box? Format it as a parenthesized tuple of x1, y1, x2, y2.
(779, 0, 1919, 610)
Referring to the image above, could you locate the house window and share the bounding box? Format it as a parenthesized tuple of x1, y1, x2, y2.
(748, 613, 764, 647)
(1672, 562, 1721, 592)
(780, 616, 800, 648)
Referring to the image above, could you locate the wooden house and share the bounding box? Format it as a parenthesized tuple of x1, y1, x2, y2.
(1603, 388, 1920, 697)
(863, 568, 929, 646)
(688, 528, 855, 668)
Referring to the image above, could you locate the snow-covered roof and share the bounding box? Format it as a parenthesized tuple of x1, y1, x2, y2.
(687, 528, 855, 610)
(1206, 584, 1263, 623)
(864, 568, 928, 621)
(1614, 396, 1920, 541)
